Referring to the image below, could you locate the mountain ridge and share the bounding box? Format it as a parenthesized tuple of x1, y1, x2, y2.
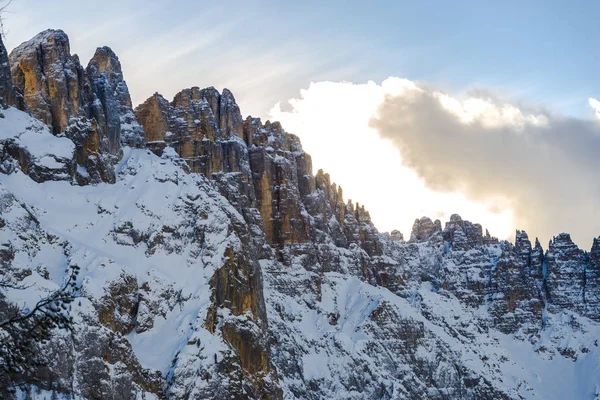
(0, 29, 599, 400)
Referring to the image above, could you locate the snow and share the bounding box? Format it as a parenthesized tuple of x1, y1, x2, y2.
(2, 105, 600, 399)
(263, 253, 600, 400)
(1, 140, 245, 378)
(0, 107, 75, 160)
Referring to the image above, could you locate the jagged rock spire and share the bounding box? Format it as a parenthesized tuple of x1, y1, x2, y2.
(9, 29, 83, 133)
(7, 30, 143, 184)
(87, 45, 144, 152)
(409, 216, 442, 242)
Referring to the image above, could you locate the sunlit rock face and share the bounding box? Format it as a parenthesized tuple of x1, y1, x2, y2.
(8, 30, 143, 184)
(135, 90, 382, 257)
(2, 29, 600, 400)
(9, 30, 84, 133)
(134, 87, 248, 175)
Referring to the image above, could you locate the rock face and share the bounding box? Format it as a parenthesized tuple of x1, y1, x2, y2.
(409, 216, 442, 243)
(135, 90, 382, 258)
(488, 231, 544, 333)
(0, 36, 20, 109)
(9, 30, 82, 133)
(545, 233, 588, 316)
(134, 87, 247, 175)
(86, 46, 145, 153)
(585, 237, 600, 319)
(2, 29, 600, 400)
(8, 30, 144, 183)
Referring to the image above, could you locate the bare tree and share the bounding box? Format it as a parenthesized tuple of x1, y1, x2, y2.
(0, 0, 14, 38)
(0, 265, 80, 390)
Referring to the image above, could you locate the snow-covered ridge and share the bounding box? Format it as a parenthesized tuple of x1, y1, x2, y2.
(1, 106, 277, 397)
(1, 28, 600, 400)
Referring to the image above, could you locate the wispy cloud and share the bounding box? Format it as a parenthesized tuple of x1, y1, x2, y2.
(2, 0, 377, 118)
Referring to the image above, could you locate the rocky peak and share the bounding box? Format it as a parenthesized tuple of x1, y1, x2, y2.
(514, 229, 532, 259)
(135, 87, 250, 179)
(586, 237, 600, 320)
(134, 92, 171, 144)
(390, 229, 404, 241)
(5, 30, 145, 184)
(549, 232, 576, 248)
(591, 237, 600, 263)
(86, 45, 143, 152)
(9, 29, 83, 133)
(219, 88, 243, 139)
(409, 216, 442, 242)
(545, 232, 587, 315)
(243, 116, 302, 151)
(442, 213, 488, 248)
(87, 47, 125, 88)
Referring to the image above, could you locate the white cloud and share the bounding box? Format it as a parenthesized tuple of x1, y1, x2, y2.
(372, 82, 600, 245)
(589, 97, 600, 119)
(270, 79, 515, 240)
(435, 93, 549, 130)
(271, 78, 600, 245)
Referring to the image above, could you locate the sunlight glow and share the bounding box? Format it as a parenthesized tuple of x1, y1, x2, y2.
(270, 79, 516, 240)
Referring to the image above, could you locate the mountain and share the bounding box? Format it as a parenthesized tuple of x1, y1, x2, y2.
(0, 30, 599, 400)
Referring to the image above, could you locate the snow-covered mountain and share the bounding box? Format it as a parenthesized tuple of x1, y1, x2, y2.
(1, 29, 599, 400)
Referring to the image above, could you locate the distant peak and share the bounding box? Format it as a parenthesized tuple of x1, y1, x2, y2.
(93, 46, 118, 59)
(449, 213, 463, 222)
(88, 46, 123, 76)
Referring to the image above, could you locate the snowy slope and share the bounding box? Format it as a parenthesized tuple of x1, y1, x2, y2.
(2, 101, 600, 400)
(1, 107, 275, 399)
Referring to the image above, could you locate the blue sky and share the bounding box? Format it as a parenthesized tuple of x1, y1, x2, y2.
(4, 0, 599, 117)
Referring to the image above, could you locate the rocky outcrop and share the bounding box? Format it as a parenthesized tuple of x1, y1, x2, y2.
(9, 30, 84, 133)
(0, 107, 77, 183)
(205, 242, 281, 399)
(8, 30, 143, 183)
(488, 231, 544, 333)
(585, 237, 600, 320)
(96, 273, 139, 335)
(134, 87, 248, 175)
(0, 36, 20, 109)
(409, 216, 442, 243)
(86, 46, 145, 153)
(442, 214, 498, 249)
(390, 229, 404, 241)
(545, 233, 588, 315)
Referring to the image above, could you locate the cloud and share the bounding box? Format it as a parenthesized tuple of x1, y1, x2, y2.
(270, 79, 516, 241)
(589, 98, 600, 120)
(371, 85, 600, 245)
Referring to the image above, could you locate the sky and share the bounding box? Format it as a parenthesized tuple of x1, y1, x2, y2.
(3, 0, 600, 246)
